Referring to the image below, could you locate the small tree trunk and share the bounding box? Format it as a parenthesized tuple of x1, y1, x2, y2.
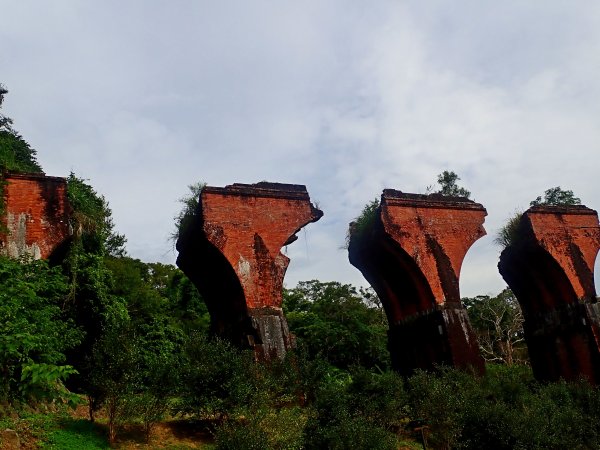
(505, 339, 514, 366)
(144, 421, 152, 444)
(107, 397, 117, 445)
(87, 395, 95, 422)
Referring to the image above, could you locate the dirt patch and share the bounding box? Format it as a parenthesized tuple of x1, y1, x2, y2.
(115, 420, 214, 449)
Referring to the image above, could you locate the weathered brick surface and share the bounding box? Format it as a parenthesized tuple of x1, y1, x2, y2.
(0, 172, 70, 260)
(176, 182, 322, 359)
(498, 206, 600, 383)
(348, 190, 486, 375)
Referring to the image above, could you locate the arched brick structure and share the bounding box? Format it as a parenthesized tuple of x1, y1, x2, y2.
(348, 190, 486, 375)
(176, 182, 323, 360)
(0, 172, 70, 260)
(498, 205, 600, 383)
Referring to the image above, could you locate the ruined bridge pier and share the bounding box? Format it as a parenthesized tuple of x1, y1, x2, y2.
(348, 190, 486, 376)
(176, 182, 322, 360)
(0, 172, 70, 261)
(499, 206, 600, 383)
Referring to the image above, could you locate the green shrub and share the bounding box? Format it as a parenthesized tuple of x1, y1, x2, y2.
(494, 212, 523, 248)
(347, 368, 408, 431)
(175, 333, 255, 419)
(403, 365, 600, 449)
(407, 368, 479, 448)
(215, 406, 306, 450)
(215, 419, 270, 450)
(172, 181, 206, 243)
(0, 256, 82, 405)
(345, 198, 380, 247)
(303, 367, 404, 450)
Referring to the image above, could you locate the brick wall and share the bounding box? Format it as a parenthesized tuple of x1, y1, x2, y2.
(0, 172, 70, 260)
(499, 205, 600, 383)
(349, 190, 486, 375)
(177, 182, 322, 359)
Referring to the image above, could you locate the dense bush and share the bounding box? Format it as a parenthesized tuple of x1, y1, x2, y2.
(284, 280, 389, 371)
(345, 198, 380, 248)
(303, 368, 406, 450)
(407, 365, 600, 450)
(0, 256, 82, 405)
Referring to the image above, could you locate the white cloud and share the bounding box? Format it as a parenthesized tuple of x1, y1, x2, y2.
(1, 1, 599, 298)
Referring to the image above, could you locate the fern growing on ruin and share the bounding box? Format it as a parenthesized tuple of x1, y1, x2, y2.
(494, 212, 523, 248)
(172, 181, 206, 243)
(345, 198, 380, 248)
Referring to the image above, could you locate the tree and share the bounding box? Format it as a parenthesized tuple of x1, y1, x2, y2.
(284, 280, 389, 370)
(496, 186, 582, 248)
(433, 170, 471, 198)
(61, 174, 128, 415)
(87, 306, 140, 444)
(463, 288, 527, 365)
(530, 186, 581, 207)
(66, 172, 126, 257)
(0, 256, 82, 404)
(0, 83, 13, 131)
(0, 84, 42, 173)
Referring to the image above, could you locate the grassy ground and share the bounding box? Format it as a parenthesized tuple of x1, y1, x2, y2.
(2, 408, 423, 449)
(0, 405, 215, 449)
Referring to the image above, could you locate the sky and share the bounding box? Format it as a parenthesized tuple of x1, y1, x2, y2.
(2, 1, 599, 297)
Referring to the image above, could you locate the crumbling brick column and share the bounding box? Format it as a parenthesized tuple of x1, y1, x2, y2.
(498, 206, 600, 383)
(0, 172, 70, 260)
(348, 190, 486, 375)
(176, 182, 323, 359)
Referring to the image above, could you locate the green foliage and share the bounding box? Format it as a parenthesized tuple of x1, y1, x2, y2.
(105, 256, 167, 325)
(20, 364, 80, 408)
(0, 256, 82, 404)
(530, 186, 582, 207)
(87, 308, 140, 444)
(81, 256, 194, 443)
(284, 280, 389, 370)
(104, 257, 210, 335)
(0, 412, 109, 449)
(133, 321, 185, 442)
(215, 406, 307, 450)
(61, 251, 121, 399)
(408, 367, 479, 448)
(496, 187, 582, 249)
(172, 181, 206, 242)
(346, 198, 380, 247)
(494, 212, 523, 248)
(0, 85, 42, 173)
(434, 170, 471, 198)
(167, 270, 211, 334)
(44, 418, 109, 449)
(0, 84, 11, 130)
(61, 176, 129, 419)
(403, 365, 600, 449)
(214, 418, 272, 450)
(66, 173, 126, 257)
(175, 333, 255, 419)
(303, 368, 406, 450)
(0, 131, 43, 173)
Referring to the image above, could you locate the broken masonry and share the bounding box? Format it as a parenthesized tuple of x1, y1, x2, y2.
(498, 205, 600, 384)
(176, 182, 323, 360)
(348, 190, 486, 376)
